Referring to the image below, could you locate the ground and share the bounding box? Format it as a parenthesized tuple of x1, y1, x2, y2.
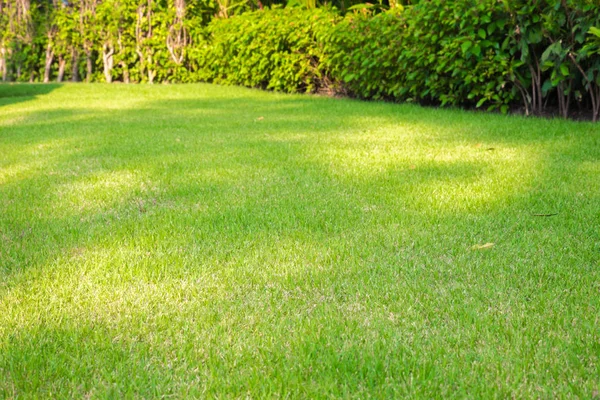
(0, 83, 599, 398)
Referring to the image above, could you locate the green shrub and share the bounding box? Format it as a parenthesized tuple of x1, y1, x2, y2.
(199, 7, 339, 93)
(505, 0, 600, 119)
(399, 0, 516, 111)
(323, 0, 600, 119)
(322, 8, 406, 100)
(324, 1, 517, 112)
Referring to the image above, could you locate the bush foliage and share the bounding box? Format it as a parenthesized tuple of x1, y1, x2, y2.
(1, 0, 600, 120)
(199, 7, 338, 93)
(323, 1, 516, 112)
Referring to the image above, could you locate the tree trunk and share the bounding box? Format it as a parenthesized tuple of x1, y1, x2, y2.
(120, 61, 130, 83)
(136, 49, 145, 81)
(557, 82, 571, 119)
(57, 55, 66, 82)
(148, 68, 155, 84)
(14, 44, 22, 81)
(85, 49, 92, 82)
(117, 32, 129, 83)
(102, 43, 114, 83)
(0, 47, 7, 82)
(593, 85, 599, 123)
(44, 43, 54, 83)
(147, 55, 155, 83)
(71, 48, 79, 82)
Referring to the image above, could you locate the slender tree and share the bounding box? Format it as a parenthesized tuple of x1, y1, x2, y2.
(166, 0, 187, 64)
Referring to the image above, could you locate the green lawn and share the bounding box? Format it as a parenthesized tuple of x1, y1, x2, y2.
(0, 83, 599, 398)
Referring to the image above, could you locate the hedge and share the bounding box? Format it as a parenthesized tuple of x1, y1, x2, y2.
(198, 1, 600, 120)
(2, 0, 600, 120)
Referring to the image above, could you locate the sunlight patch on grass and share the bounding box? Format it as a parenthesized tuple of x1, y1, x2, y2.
(0, 138, 80, 185)
(51, 170, 147, 215)
(316, 124, 544, 212)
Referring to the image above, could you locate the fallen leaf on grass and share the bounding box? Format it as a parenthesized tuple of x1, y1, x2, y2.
(256, 116, 264, 121)
(532, 212, 558, 217)
(472, 242, 495, 250)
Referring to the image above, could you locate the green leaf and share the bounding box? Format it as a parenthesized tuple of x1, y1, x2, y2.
(589, 27, 600, 38)
(542, 60, 555, 70)
(541, 43, 559, 63)
(461, 41, 472, 54)
(542, 79, 554, 94)
(478, 29, 486, 39)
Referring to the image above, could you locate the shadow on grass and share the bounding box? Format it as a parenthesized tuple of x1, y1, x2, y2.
(0, 83, 62, 108)
(0, 324, 178, 398)
(1, 85, 599, 396)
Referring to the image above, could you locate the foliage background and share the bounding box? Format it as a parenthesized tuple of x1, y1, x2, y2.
(1, 0, 599, 120)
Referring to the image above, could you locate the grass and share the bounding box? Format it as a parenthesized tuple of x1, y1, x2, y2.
(0, 83, 599, 398)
